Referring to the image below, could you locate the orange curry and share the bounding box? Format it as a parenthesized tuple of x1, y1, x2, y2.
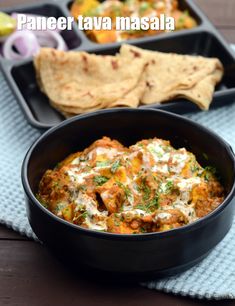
(70, 0, 197, 44)
(38, 137, 224, 234)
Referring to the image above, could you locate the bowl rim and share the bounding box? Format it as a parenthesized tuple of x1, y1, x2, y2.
(21, 108, 235, 240)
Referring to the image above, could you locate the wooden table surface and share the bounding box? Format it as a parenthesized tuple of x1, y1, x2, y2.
(0, 0, 235, 305)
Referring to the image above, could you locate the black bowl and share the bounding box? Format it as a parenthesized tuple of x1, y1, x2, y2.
(22, 108, 235, 279)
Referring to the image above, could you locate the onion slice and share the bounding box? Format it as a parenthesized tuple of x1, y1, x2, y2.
(11, 13, 67, 50)
(2, 13, 68, 60)
(2, 30, 40, 60)
(37, 30, 67, 51)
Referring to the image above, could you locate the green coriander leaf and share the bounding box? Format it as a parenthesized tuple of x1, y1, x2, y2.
(116, 181, 131, 199)
(93, 176, 109, 186)
(96, 161, 110, 167)
(111, 160, 121, 173)
(165, 181, 173, 194)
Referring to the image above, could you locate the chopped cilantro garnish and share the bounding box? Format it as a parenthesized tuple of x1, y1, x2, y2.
(135, 203, 146, 210)
(149, 146, 163, 158)
(139, 1, 150, 13)
(54, 203, 66, 213)
(78, 211, 88, 220)
(143, 184, 151, 201)
(165, 181, 173, 193)
(96, 161, 109, 167)
(177, 10, 190, 28)
(159, 181, 173, 194)
(204, 166, 218, 181)
(85, 165, 92, 171)
(147, 193, 159, 210)
(136, 191, 159, 213)
(36, 195, 48, 208)
(138, 178, 151, 201)
(113, 213, 121, 226)
(140, 227, 146, 233)
(93, 176, 109, 186)
(204, 173, 210, 182)
(52, 181, 60, 189)
(79, 185, 87, 192)
(114, 219, 120, 226)
(111, 159, 121, 173)
(204, 166, 217, 175)
(111, 5, 121, 17)
(191, 163, 200, 173)
(117, 181, 131, 199)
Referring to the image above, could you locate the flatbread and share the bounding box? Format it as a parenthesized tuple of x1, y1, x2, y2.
(50, 100, 105, 116)
(34, 45, 224, 116)
(108, 73, 147, 108)
(119, 45, 224, 110)
(34, 48, 146, 114)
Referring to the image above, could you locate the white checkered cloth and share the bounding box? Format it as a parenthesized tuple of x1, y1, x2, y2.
(0, 45, 235, 299)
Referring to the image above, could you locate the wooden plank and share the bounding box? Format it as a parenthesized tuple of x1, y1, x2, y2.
(218, 28, 235, 44)
(195, 0, 235, 27)
(0, 240, 234, 306)
(0, 225, 29, 240)
(0, 0, 40, 9)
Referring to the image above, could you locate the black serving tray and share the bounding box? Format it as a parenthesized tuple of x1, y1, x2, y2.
(0, 0, 235, 129)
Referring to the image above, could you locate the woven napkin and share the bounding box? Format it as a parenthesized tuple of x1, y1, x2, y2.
(0, 45, 235, 299)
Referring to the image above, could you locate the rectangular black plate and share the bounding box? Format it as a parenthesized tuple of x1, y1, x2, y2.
(0, 0, 235, 129)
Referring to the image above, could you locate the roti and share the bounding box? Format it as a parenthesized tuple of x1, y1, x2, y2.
(119, 44, 223, 110)
(34, 48, 146, 114)
(34, 45, 224, 115)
